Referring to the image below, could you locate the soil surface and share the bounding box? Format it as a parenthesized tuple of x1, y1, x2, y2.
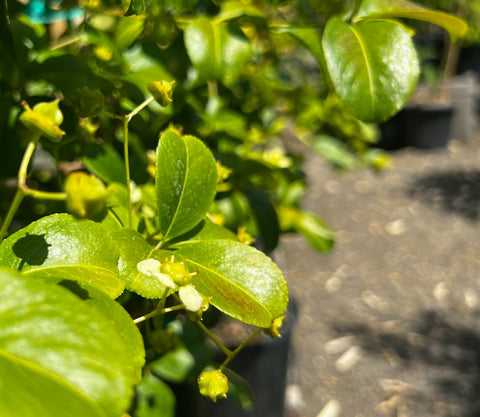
(281, 138, 480, 417)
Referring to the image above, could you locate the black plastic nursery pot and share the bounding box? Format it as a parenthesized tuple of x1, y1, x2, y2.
(379, 103, 454, 150)
(403, 104, 454, 149)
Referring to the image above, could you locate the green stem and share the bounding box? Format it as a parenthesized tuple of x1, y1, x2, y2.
(219, 327, 263, 371)
(23, 189, 67, 200)
(197, 321, 233, 357)
(126, 96, 154, 122)
(123, 118, 133, 228)
(0, 134, 40, 240)
(0, 189, 25, 241)
(122, 96, 155, 229)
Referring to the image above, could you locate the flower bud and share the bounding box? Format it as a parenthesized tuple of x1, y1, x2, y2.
(65, 172, 110, 218)
(72, 87, 105, 118)
(264, 315, 285, 338)
(147, 80, 175, 106)
(197, 370, 228, 402)
(160, 259, 192, 286)
(19, 100, 65, 143)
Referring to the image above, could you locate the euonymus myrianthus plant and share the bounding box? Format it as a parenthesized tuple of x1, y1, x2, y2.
(0, 0, 467, 416)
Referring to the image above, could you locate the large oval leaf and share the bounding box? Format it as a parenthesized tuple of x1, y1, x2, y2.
(176, 240, 288, 327)
(0, 214, 124, 298)
(55, 278, 145, 382)
(323, 17, 419, 122)
(184, 16, 252, 81)
(0, 269, 135, 417)
(156, 129, 218, 241)
(353, 0, 468, 43)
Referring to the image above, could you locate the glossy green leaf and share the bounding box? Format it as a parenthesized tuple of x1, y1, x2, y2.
(156, 129, 218, 241)
(0, 214, 124, 298)
(354, 0, 468, 43)
(83, 143, 126, 184)
(295, 211, 335, 253)
(150, 345, 195, 383)
(55, 279, 145, 382)
(184, 16, 252, 81)
(115, 16, 145, 50)
(134, 374, 176, 417)
(0, 269, 134, 417)
(323, 17, 419, 122)
(176, 240, 288, 327)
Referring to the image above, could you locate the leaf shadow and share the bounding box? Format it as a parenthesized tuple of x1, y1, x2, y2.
(12, 233, 50, 270)
(408, 169, 480, 221)
(331, 309, 480, 417)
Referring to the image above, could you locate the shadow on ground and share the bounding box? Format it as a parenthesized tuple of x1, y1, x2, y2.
(331, 308, 480, 417)
(408, 169, 480, 221)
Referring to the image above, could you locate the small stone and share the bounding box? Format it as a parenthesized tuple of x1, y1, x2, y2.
(316, 399, 341, 417)
(354, 180, 371, 193)
(464, 288, 478, 309)
(335, 345, 362, 372)
(386, 219, 407, 235)
(325, 276, 342, 293)
(433, 282, 449, 302)
(324, 335, 356, 355)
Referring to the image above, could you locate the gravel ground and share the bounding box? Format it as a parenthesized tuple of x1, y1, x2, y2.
(281, 138, 480, 417)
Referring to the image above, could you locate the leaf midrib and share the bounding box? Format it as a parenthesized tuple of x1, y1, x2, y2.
(163, 140, 189, 241)
(348, 24, 375, 115)
(183, 257, 272, 324)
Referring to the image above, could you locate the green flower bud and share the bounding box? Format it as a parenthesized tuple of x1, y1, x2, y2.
(147, 80, 175, 107)
(65, 172, 110, 218)
(264, 315, 285, 338)
(19, 100, 65, 143)
(197, 370, 228, 402)
(72, 87, 105, 118)
(160, 259, 192, 286)
(149, 329, 180, 355)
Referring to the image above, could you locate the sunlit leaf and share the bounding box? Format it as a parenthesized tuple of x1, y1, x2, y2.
(156, 129, 218, 241)
(0, 269, 135, 417)
(176, 240, 288, 327)
(354, 0, 468, 43)
(0, 214, 124, 298)
(323, 17, 419, 122)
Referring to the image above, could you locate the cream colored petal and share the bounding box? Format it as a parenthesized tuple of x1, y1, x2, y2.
(179, 285, 203, 312)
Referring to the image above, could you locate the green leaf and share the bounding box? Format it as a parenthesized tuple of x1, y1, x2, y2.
(176, 240, 288, 327)
(323, 17, 419, 122)
(184, 16, 252, 81)
(311, 135, 358, 170)
(133, 374, 176, 417)
(0, 214, 124, 298)
(295, 211, 335, 253)
(83, 143, 126, 184)
(55, 279, 145, 382)
(354, 0, 468, 43)
(150, 345, 195, 383)
(115, 16, 145, 50)
(125, 0, 150, 16)
(0, 269, 135, 417)
(156, 129, 218, 241)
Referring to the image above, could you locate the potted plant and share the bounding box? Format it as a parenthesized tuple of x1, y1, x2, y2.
(0, 1, 466, 416)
